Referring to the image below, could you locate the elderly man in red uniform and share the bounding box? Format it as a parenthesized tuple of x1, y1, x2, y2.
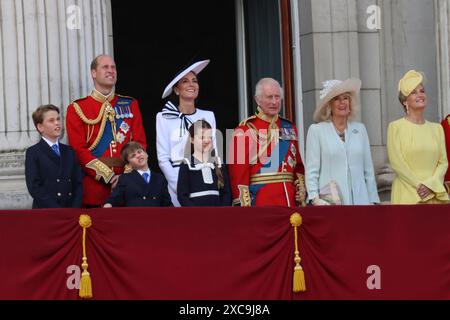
(442, 114, 450, 195)
(66, 54, 147, 207)
(228, 78, 306, 207)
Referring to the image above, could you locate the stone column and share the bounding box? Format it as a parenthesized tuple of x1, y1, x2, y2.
(0, 0, 113, 208)
(299, 0, 361, 135)
(435, 0, 450, 118)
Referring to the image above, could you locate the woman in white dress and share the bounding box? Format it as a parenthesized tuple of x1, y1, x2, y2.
(156, 60, 216, 206)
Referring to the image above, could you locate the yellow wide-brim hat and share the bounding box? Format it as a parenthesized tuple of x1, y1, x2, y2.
(398, 70, 423, 97)
(313, 78, 361, 123)
(161, 59, 210, 99)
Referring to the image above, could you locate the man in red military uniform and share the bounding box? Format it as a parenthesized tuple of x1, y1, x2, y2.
(442, 114, 450, 195)
(228, 78, 306, 207)
(66, 55, 147, 207)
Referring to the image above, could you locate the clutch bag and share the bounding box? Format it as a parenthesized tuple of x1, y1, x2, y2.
(319, 180, 343, 205)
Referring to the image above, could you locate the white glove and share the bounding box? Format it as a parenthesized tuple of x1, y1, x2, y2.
(312, 197, 331, 206)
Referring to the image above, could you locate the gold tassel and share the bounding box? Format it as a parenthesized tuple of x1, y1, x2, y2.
(290, 213, 306, 292)
(79, 214, 93, 299)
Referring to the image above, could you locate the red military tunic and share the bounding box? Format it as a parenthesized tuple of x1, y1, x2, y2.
(228, 111, 305, 207)
(66, 90, 147, 206)
(442, 114, 450, 194)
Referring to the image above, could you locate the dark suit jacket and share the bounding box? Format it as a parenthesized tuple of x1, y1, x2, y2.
(25, 139, 83, 208)
(106, 170, 173, 207)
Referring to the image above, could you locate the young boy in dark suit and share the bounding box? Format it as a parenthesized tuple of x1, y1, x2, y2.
(25, 104, 83, 208)
(103, 142, 173, 207)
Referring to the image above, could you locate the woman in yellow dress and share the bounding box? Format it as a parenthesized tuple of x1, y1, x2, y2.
(387, 70, 449, 204)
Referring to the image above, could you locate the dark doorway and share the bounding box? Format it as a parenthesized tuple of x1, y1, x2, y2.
(111, 1, 239, 171)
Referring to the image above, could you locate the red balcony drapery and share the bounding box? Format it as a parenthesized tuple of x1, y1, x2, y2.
(1, 205, 450, 299)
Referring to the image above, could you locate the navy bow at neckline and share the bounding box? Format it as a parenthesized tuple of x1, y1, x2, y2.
(161, 101, 193, 137)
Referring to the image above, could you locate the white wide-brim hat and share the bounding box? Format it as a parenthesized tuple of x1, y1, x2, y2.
(161, 59, 210, 99)
(313, 78, 361, 123)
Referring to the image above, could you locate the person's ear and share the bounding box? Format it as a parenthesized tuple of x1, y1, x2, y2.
(36, 123, 44, 134)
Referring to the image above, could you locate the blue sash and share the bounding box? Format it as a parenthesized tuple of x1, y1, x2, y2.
(249, 119, 294, 203)
(91, 97, 132, 158)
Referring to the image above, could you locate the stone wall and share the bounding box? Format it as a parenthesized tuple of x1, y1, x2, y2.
(0, 0, 113, 208)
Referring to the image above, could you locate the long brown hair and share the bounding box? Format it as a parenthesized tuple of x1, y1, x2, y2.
(187, 120, 224, 189)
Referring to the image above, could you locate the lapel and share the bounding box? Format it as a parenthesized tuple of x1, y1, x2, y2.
(38, 139, 60, 164)
(131, 169, 146, 185)
(346, 121, 356, 147)
(131, 170, 152, 194)
(59, 143, 66, 160)
(147, 171, 160, 195)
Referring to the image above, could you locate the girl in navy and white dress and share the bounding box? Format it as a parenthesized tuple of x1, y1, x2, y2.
(177, 120, 231, 206)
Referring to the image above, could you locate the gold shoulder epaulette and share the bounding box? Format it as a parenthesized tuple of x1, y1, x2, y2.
(239, 115, 257, 126)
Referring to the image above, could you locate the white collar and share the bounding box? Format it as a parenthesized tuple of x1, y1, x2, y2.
(137, 169, 151, 176)
(42, 136, 59, 148)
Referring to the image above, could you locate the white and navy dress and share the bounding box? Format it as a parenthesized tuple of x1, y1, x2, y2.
(156, 101, 216, 207)
(177, 156, 231, 206)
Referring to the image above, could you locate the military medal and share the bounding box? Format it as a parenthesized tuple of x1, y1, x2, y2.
(120, 121, 130, 134)
(127, 105, 134, 118)
(116, 132, 126, 144)
(290, 143, 297, 156)
(287, 155, 295, 168)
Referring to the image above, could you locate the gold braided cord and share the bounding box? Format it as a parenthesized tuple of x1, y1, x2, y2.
(290, 213, 306, 292)
(78, 214, 93, 299)
(247, 122, 279, 164)
(73, 102, 106, 125)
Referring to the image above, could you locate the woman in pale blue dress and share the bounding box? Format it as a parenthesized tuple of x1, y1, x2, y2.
(305, 79, 380, 205)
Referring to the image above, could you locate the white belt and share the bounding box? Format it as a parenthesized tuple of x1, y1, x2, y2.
(189, 190, 220, 198)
